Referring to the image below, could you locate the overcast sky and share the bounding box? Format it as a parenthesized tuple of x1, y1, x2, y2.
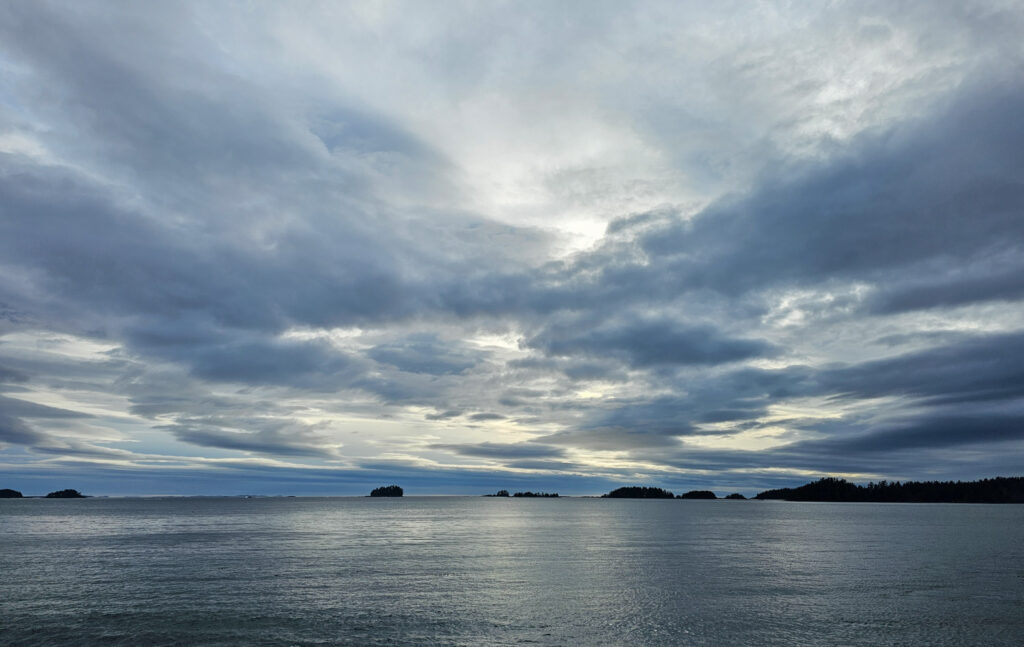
(1, 0, 1023, 495)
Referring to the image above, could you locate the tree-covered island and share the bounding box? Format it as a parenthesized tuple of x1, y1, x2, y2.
(45, 489, 87, 498)
(603, 486, 676, 498)
(678, 490, 717, 499)
(1, 488, 23, 498)
(369, 485, 403, 497)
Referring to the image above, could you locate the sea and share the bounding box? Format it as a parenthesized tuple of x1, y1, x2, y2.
(2, 496, 1022, 646)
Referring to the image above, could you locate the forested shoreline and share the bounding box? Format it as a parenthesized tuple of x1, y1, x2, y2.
(754, 477, 1024, 503)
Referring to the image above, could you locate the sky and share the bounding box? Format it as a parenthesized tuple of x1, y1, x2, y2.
(1, 0, 1023, 496)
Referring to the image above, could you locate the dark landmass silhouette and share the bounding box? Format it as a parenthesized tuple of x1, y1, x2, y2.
(1, 488, 23, 498)
(483, 490, 511, 497)
(755, 476, 1024, 503)
(724, 493, 747, 500)
(369, 485, 403, 497)
(678, 490, 717, 499)
(603, 486, 675, 498)
(46, 489, 87, 498)
(512, 491, 558, 497)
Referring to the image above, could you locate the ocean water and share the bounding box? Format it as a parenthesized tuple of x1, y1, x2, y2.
(2, 497, 1022, 646)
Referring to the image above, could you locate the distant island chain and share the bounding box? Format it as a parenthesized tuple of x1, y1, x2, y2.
(3, 477, 1022, 502)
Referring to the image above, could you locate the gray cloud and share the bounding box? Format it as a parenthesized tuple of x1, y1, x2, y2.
(166, 419, 338, 458)
(368, 334, 481, 375)
(787, 414, 1024, 455)
(1, 1, 1023, 493)
(0, 412, 46, 446)
(431, 442, 566, 460)
(0, 364, 29, 385)
(0, 395, 92, 419)
(820, 332, 1024, 406)
(527, 318, 776, 367)
(468, 413, 506, 422)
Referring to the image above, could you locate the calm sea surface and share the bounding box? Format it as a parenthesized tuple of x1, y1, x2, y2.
(2, 497, 1022, 646)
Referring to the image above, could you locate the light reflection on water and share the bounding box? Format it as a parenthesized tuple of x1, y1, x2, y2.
(2, 497, 1022, 646)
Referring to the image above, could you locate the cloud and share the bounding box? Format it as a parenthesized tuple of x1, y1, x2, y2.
(1, 1, 1024, 493)
(789, 414, 1024, 455)
(0, 365, 29, 385)
(0, 395, 92, 419)
(368, 334, 481, 375)
(425, 410, 463, 421)
(820, 332, 1024, 406)
(0, 412, 46, 446)
(538, 426, 684, 451)
(467, 413, 506, 422)
(527, 318, 777, 367)
(165, 418, 339, 458)
(186, 338, 355, 388)
(431, 442, 566, 460)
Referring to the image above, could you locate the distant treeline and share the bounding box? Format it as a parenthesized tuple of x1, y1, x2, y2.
(755, 477, 1024, 503)
(483, 490, 559, 497)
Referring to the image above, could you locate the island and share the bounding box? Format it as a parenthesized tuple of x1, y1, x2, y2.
(512, 491, 558, 497)
(1, 488, 23, 498)
(483, 490, 510, 497)
(678, 490, 716, 499)
(755, 476, 1024, 503)
(603, 486, 675, 498)
(369, 485, 403, 497)
(724, 493, 747, 500)
(46, 489, 87, 498)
